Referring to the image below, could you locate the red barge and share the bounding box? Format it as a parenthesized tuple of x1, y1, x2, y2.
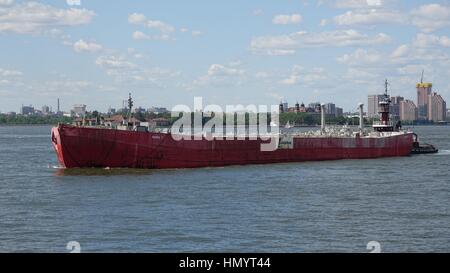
(51, 83, 415, 169)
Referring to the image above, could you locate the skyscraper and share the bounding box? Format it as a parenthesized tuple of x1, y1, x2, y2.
(417, 82, 432, 120)
(325, 103, 336, 116)
(390, 96, 404, 120)
(428, 92, 446, 122)
(368, 95, 384, 118)
(335, 107, 343, 117)
(400, 100, 418, 121)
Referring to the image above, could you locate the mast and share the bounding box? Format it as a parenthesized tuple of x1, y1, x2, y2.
(127, 93, 134, 122)
(385, 78, 388, 96)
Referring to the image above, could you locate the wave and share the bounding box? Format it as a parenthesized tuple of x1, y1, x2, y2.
(437, 150, 450, 155)
(48, 165, 64, 169)
(0, 135, 49, 139)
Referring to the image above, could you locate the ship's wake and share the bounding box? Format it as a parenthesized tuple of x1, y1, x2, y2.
(437, 150, 450, 155)
(48, 164, 64, 169)
(52, 167, 155, 177)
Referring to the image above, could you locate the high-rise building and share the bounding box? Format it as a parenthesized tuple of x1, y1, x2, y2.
(308, 102, 321, 112)
(21, 105, 34, 115)
(71, 104, 87, 117)
(299, 103, 306, 113)
(295, 102, 300, 112)
(400, 100, 418, 121)
(42, 105, 50, 115)
(368, 95, 384, 117)
(325, 103, 336, 116)
(417, 82, 432, 120)
(428, 92, 446, 122)
(335, 107, 343, 118)
(390, 96, 404, 119)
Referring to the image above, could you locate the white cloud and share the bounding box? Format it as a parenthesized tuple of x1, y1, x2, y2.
(189, 63, 246, 89)
(390, 44, 409, 59)
(0, 67, 22, 87)
(66, 0, 81, 6)
(343, 67, 379, 84)
(95, 55, 136, 70)
(337, 48, 382, 65)
(0, 68, 22, 77)
(128, 13, 147, 25)
(132, 31, 149, 40)
(95, 53, 179, 88)
(146, 20, 175, 34)
(263, 49, 297, 56)
(272, 14, 302, 25)
(132, 30, 172, 41)
(410, 4, 450, 33)
(128, 13, 175, 33)
(334, 0, 383, 9)
(413, 33, 450, 48)
(251, 29, 391, 55)
(191, 30, 202, 37)
(255, 72, 271, 79)
(73, 39, 102, 53)
(397, 64, 432, 76)
(128, 13, 176, 41)
(280, 65, 327, 85)
(319, 19, 328, 26)
(0, 2, 95, 34)
(0, 0, 14, 7)
(207, 64, 244, 77)
(334, 9, 405, 26)
(253, 9, 264, 16)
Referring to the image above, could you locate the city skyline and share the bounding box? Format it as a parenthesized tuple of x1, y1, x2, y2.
(1, 0, 450, 113)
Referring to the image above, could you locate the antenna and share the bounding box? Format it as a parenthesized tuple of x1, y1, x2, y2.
(421, 69, 424, 83)
(127, 93, 133, 121)
(385, 79, 389, 96)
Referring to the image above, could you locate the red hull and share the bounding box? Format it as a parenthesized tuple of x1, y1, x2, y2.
(51, 125, 414, 169)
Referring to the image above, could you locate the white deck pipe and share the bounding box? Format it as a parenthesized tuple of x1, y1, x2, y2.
(321, 103, 326, 131)
(358, 103, 364, 130)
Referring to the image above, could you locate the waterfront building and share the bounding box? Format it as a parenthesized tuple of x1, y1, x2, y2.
(368, 95, 384, 118)
(417, 82, 432, 120)
(295, 102, 300, 113)
(21, 105, 34, 115)
(390, 96, 404, 120)
(325, 103, 336, 116)
(71, 104, 87, 117)
(400, 100, 418, 121)
(335, 107, 343, 118)
(428, 92, 446, 122)
(299, 103, 306, 113)
(41, 105, 50, 115)
(308, 102, 321, 113)
(148, 107, 169, 114)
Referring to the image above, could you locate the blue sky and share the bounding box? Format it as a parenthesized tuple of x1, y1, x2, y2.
(1, 0, 450, 113)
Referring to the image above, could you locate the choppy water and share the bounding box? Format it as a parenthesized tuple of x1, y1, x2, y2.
(0, 125, 449, 252)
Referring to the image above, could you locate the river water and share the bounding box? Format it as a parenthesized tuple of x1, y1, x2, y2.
(0, 125, 449, 252)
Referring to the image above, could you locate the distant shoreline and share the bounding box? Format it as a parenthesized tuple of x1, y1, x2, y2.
(1, 123, 448, 127)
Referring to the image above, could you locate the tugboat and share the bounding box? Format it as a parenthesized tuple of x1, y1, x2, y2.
(373, 80, 438, 155)
(411, 133, 439, 154)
